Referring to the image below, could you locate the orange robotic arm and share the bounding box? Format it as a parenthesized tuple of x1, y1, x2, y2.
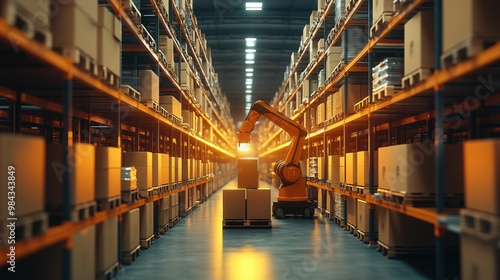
(237, 100, 307, 187)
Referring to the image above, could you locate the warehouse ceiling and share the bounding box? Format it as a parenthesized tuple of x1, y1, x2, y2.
(193, 0, 317, 126)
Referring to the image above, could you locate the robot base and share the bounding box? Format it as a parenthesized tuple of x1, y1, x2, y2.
(272, 201, 316, 219)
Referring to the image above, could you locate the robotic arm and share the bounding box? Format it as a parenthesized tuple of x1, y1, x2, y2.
(237, 100, 307, 188)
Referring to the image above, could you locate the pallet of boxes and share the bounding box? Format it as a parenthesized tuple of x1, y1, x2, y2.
(223, 158, 272, 228)
(461, 139, 500, 280)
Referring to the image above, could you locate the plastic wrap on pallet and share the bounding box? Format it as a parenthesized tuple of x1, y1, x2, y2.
(341, 27, 367, 61)
(372, 57, 404, 92)
(334, 0, 346, 26)
(121, 167, 137, 190)
(318, 69, 325, 88)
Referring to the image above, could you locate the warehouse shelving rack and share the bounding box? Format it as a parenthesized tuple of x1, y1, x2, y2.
(0, 0, 237, 277)
(257, 0, 500, 278)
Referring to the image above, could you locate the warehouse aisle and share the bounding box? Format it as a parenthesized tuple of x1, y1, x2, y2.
(115, 179, 434, 280)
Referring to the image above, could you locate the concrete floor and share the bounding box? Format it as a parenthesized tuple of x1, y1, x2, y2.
(115, 179, 447, 280)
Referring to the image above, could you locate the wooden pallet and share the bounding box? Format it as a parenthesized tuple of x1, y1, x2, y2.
(345, 184, 356, 192)
(324, 210, 332, 219)
(460, 208, 500, 241)
(356, 185, 376, 195)
(142, 99, 160, 112)
(333, 216, 345, 227)
(3, 1, 53, 48)
(393, 0, 411, 13)
(370, 12, 394, 38)
(57, 46, 97, 76)
(154, 184, 169, 194)
(354, 96, 370, 112)
(402, 68, 433, 89)
(441, 37, 500, 69)
(223, 219, 272, 229)
(96, 196, 121, 212)
(96, 261, 120, 280)
(121, 189, 139, 204)
(356, 230, 369, 243)
(169, 216, 179, 228)
(98, 66, 120, 88)
(47, 201, 97, 223)
(121, 85, 141, 101)
(159, 223, 169, 235)
(12, 211, 49, 241)
(347, 222, 356, 234)
(160, 106, 168, 118)
(377, 241, 434, 259)
(378, 188, 464, 207)
(140, 234, 154, 249)
(123, 0, 141, 25)
(157, 50, 168, 66)
(122, 245, 140, 265)
(346, 0, 358, 14)
(139, 188, 154, 198)
(140, 25, 157, 50)
(372, 85, 401, 102)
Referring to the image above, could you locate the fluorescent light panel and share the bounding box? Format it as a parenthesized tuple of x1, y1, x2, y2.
(246, 73, 253, 77)
(245, 38, 256, 47)
(246, 53, 255, 60)
(245, 60, 255, 64)
(246, 85, 252, 89)
(246, 2, 262, 10)
(246, 94, 252, 102)
(245, 68, 254, 72)
(245, 90, 252, 94)
(245, 49, 256, 53)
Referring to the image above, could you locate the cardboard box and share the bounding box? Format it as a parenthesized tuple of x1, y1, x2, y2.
(96, 216, 118, 273)
(122, 208, 140, 252)
(97, 7, 121, 75)
(152, 153, 163, 187)
(404, 11, 434, 76)
(326, 46, 342, 78)
(0, 134, 45, 220)
(356, 151, 378, 186)
(339, 156, 345, 183)
(345, 152, 357, 185)
(443, 0, 500, 53)
(378, 144, 464, 195)
(52, 4, 97, 61)
(326, 191, 334, 214)
(73, 225, 96, 280)
(247, 189, 271, 219)
(160, 95, 182, 118)
(238, 158, 259, 189)
(223, 189, 246, 220)
(140, 202, 154, 238)
(464, 139, 500, 214)
(177, 157, 182, 184)
(372, 0, 394, 24)
(138, 70, 159, 103)
(46, 143, 95, 206)
(316, 102, 325, 126)
(346, 196, 357, 227)
(461, 233, 499, 280)
(95, 147, 121, 199)
(328, 155, 340, 185)
(337, 84, 367, 115)
(159, 35, 175, 66)
(357, 199, 378, 233)
(377, 206, 434, 247)
(122, 152, 152, 190)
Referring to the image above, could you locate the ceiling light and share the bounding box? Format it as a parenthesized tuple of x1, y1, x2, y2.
(246, 53, 255, 60)
(246, 2, 262, 10)
(246, 94, 252, 102)
(245, 60, 255, 64)
(245, 90, 252, 94)
(246, 85, 252, 89)
(245, 38, 256, 47)
(246, 73, 253, 77)
(245, 68, 254, 72)
(245, 81, 252, 85)
(245, 49, 256, 53)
